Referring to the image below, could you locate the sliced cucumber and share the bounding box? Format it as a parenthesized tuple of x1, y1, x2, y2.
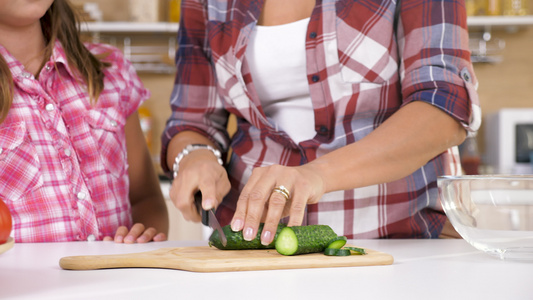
(344, 246, 367, 255)
(324, 248, 351, 256)
(326, 236, 347, 249)
(208, 223, 286, 250)
(275, 225, 338, 256)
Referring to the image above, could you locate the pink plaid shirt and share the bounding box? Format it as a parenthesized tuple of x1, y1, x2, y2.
(162, 0, 481, 238)
(0, 41, 148, 242)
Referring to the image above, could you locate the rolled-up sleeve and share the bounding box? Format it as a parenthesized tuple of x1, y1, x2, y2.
(397, 0, 481, 134)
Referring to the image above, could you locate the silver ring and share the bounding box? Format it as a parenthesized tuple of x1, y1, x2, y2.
(272, 185, 291, 200)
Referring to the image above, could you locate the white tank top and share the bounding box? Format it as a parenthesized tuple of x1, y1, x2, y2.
(245, 17, 315, 143)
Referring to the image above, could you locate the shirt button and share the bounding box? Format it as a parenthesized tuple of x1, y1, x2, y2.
(309, 32, 317, 39)
(0, 148, 3, 155)
(45, 103, 54, 111)
(45, 65, 52, 71)
(318, 125, 328, 135)
(64, 148, 71, 157)
(110, 120, 118, 127)
(87, 234, 96, 242)
(22, 72, 32, 79)
(77, 192, 86, 200)
(312, 75, 320, 82)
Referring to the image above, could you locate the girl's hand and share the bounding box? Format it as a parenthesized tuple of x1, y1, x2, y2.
(103, 223, 167, 243)
(230, 163, 326, 246)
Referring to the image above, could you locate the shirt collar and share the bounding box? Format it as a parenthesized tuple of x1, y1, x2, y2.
(48, 40, 83, 81)
(0, 40, 80, 81)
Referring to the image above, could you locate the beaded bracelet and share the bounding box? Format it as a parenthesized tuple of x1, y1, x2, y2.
(172, 144, 223, 179)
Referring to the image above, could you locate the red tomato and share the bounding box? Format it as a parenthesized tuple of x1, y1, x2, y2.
(0, 199, 12, 244)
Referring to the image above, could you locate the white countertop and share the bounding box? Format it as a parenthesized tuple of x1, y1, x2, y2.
(0, 239, 531, 300)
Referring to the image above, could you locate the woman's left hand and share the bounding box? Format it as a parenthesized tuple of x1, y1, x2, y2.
(230, 164, 326, 246)
(103, 223, 168, 243)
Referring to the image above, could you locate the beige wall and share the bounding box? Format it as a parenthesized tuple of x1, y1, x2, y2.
(470, 26, 533, 155)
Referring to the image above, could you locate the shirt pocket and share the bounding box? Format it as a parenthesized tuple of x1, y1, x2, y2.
(0, 122, 43, 202)
(85, 108, 127, 178)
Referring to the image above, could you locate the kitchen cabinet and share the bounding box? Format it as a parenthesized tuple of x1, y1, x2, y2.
(80, 22, 178, 74)
(467, 16, 533, 63)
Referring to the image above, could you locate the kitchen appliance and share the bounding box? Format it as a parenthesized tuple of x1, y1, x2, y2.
(59, 245, 393, 272)
(484, 108, 533, 174)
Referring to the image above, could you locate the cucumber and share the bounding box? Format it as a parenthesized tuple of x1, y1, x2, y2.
(324, 248, 351, 256)
(208, 223, 286, 250)
(344, 246, 367, 255)
(275, 225, 338, 256)
(326, 236, 347, 249)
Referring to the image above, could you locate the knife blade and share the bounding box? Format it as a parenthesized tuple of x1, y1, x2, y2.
(194, 192, 227, 247)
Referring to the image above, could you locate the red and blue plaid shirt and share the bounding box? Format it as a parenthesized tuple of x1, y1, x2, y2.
(0, 41, 148, 242)
(162, 0, 481, 238)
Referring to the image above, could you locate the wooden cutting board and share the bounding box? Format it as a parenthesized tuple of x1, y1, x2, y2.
(59, 245, 393, 272)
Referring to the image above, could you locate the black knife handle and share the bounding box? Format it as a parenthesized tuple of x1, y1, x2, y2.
(194, 191, 209, 226)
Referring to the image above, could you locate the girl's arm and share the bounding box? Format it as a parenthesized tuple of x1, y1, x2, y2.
(105, 112, 169, 243)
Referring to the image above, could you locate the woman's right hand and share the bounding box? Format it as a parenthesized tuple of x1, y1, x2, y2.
(169, 149, 231, 222)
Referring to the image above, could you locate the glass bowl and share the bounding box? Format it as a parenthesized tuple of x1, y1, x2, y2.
(438, 175, 533, 260)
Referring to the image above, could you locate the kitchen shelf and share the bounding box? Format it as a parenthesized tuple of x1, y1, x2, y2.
(80, 22, 179, 33)
(467, 15, 533, 27)
(79, 22, 179, 74)
(80, 17, 532, 67)
(79, 16, 533, 34)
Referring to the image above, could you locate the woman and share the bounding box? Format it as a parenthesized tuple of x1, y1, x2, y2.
(0, 0, 168, 243)
(162, 0, 480, 244)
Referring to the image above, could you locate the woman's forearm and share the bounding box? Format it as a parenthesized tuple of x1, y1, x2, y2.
(306, 101, 467, 193)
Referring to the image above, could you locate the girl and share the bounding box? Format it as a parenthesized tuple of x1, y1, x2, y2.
(0, 0, 168, 243)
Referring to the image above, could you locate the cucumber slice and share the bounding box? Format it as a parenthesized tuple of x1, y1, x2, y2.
(324, 248, 351, 256)
(344, 246, 367, 255)
(326, 236, 347, 249)
(324, 248, 339, 255)
(275, 225, 338, 256)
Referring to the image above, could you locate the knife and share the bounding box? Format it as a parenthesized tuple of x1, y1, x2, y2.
(194, 192, 227, 247)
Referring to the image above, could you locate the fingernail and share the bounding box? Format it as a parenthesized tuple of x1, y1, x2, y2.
(261, 230, 272, 246)
(204, 198, 214, 210)
(115, 235, 123, 243)
(243, 227, 255, 241)
(124, 235, 135, 243)
(231, 219, 243, 231)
